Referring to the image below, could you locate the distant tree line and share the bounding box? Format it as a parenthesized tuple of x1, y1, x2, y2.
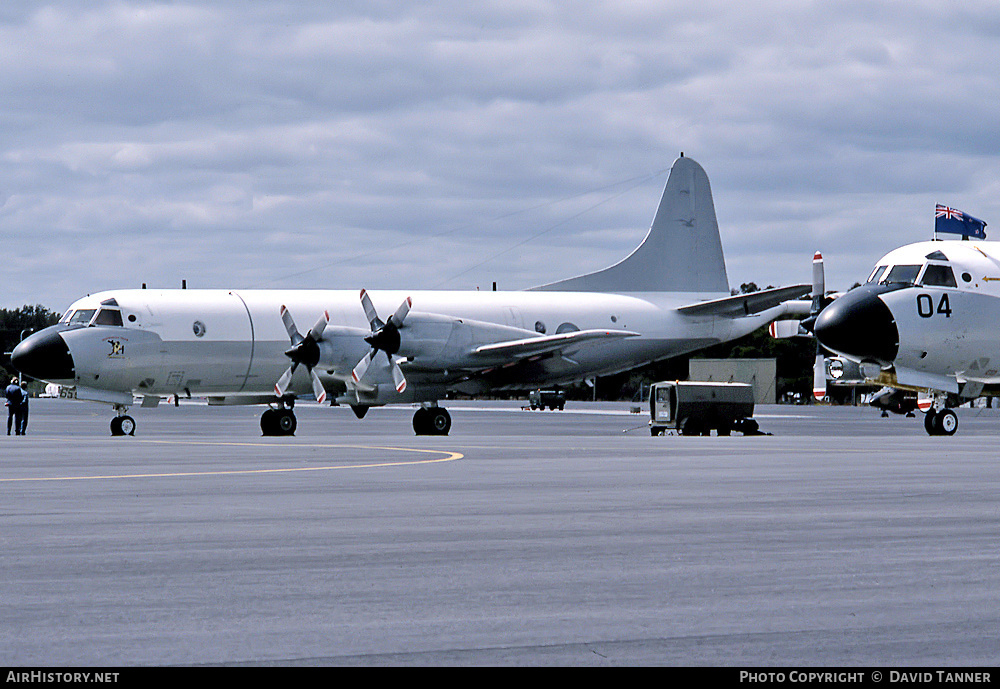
(0, 305, 61, 381)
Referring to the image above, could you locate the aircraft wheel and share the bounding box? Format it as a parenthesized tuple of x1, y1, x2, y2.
(924, 410, 939, 435)
(110, 415, 136, 436)
(413, 407, 450, 435)
(428, 407, 451, 435)
(261, 408, 296, 436)
(412, 407, 430, 434)
(276, 409, 297, 435)
(936, 409, 958, 436)
(261, 409, 278, 436)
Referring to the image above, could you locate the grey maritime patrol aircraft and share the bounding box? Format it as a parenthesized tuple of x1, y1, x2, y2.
(12, 155, 810, 437)
(814, 237, 1000, 436)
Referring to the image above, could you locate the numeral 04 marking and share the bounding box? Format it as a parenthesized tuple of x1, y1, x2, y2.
(916, 292, 952, 318)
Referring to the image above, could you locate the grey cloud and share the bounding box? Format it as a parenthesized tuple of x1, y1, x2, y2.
(2, 1, 1000, 309)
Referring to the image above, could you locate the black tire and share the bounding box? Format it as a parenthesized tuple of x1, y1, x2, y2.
(276, 410, 296, 435)
(261, 409, 278, 436)
(937, 409, 958, 436)
(428, 407, 451, 435)
(413, 407, 431, 435)
(110, 415, 135, 436)
(924, 410, 938, 435)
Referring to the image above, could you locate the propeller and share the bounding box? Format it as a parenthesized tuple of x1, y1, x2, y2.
(275, 305, 329, 404)
(809, 252, 827, 402)
(351, 290, 411, 393)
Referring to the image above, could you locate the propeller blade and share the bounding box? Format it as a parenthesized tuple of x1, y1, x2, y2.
(280, 305, 302, 344)
(275, 366, 294, 397)
(309, 310, 329, 341)
(389, 296, 412, 329)
(352, 350, 373, 384)
(813, 348, 826, 401)
(391, 359, 407, 393)
(360, 289, 382, 329)
(310, 369, 327, 405)
(811, 251, 825, 316)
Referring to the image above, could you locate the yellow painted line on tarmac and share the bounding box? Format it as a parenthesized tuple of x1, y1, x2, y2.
(0, 440, 463, 483)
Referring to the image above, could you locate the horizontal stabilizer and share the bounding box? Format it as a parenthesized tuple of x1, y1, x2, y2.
(678, 284, 811, 317)
(473, 328, 640, 361)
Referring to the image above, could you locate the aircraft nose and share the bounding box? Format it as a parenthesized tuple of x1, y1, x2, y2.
(814, 287, 899, 365)
(10, 327, 76, 382)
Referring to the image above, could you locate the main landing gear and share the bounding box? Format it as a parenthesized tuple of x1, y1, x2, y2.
(924, 407, 958, 436)
(412, 405, 451, 436)
(259, 400, 452, 436)
(261, 400, 297, 436)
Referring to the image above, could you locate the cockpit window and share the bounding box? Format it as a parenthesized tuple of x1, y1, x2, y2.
(60, 310, 75, 323)
(919, 264, 958, 288)
(882, 264, 921, 285)
(68, 309, 96, 325)
(94, 308, 124, 326)
(867, 265, 888, 284)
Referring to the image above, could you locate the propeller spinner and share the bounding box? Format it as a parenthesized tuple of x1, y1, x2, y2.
(351, 290, 411, 393)
(275, 305, 329, 404)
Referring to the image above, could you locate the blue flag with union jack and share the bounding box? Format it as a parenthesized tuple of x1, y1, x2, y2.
(935, 204, 987, 239)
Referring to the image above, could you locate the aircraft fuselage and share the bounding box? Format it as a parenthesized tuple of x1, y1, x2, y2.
(16, 288, 774, 408)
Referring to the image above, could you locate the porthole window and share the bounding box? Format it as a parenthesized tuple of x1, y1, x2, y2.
(534, 320, 546, 334)
(192, 320, 206, 337)
(962, 272, 972, 282)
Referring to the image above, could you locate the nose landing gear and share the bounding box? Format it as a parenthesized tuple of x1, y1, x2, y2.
(924, 407, 958, 436)
(110, 413, 136, 436)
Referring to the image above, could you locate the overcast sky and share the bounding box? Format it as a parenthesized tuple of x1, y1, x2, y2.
(3, 1, 1000, 312)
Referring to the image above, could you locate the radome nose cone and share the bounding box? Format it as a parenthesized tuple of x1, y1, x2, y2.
(815, 288, 899, 365)
(11, 327, 76, 381)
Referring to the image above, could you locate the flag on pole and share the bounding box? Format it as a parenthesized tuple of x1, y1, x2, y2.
(935, 204, 987, 239)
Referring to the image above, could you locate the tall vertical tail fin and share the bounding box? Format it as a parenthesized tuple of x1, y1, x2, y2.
(532, 155, 729, 293)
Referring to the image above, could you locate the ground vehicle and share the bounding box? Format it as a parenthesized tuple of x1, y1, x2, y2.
(649, 381, 758, 436)
(529, 389, 566, 410)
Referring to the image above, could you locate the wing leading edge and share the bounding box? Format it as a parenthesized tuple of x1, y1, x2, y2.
(472, 328, 640, 362)
(677, 284, 811, 317)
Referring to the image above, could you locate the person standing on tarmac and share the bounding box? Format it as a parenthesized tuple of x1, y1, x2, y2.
(17, 379, 28, 435)
(5, 378, 25, 436)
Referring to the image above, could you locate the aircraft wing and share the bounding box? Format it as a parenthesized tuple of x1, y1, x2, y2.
(678, 284, 811, 317)
(472, 328, 640, 363)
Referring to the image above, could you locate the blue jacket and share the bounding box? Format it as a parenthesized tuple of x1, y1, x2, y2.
(5, 384, 25, 408)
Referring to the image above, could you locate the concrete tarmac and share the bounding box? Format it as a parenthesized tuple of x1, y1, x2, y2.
(3, 398, 1000, 666)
